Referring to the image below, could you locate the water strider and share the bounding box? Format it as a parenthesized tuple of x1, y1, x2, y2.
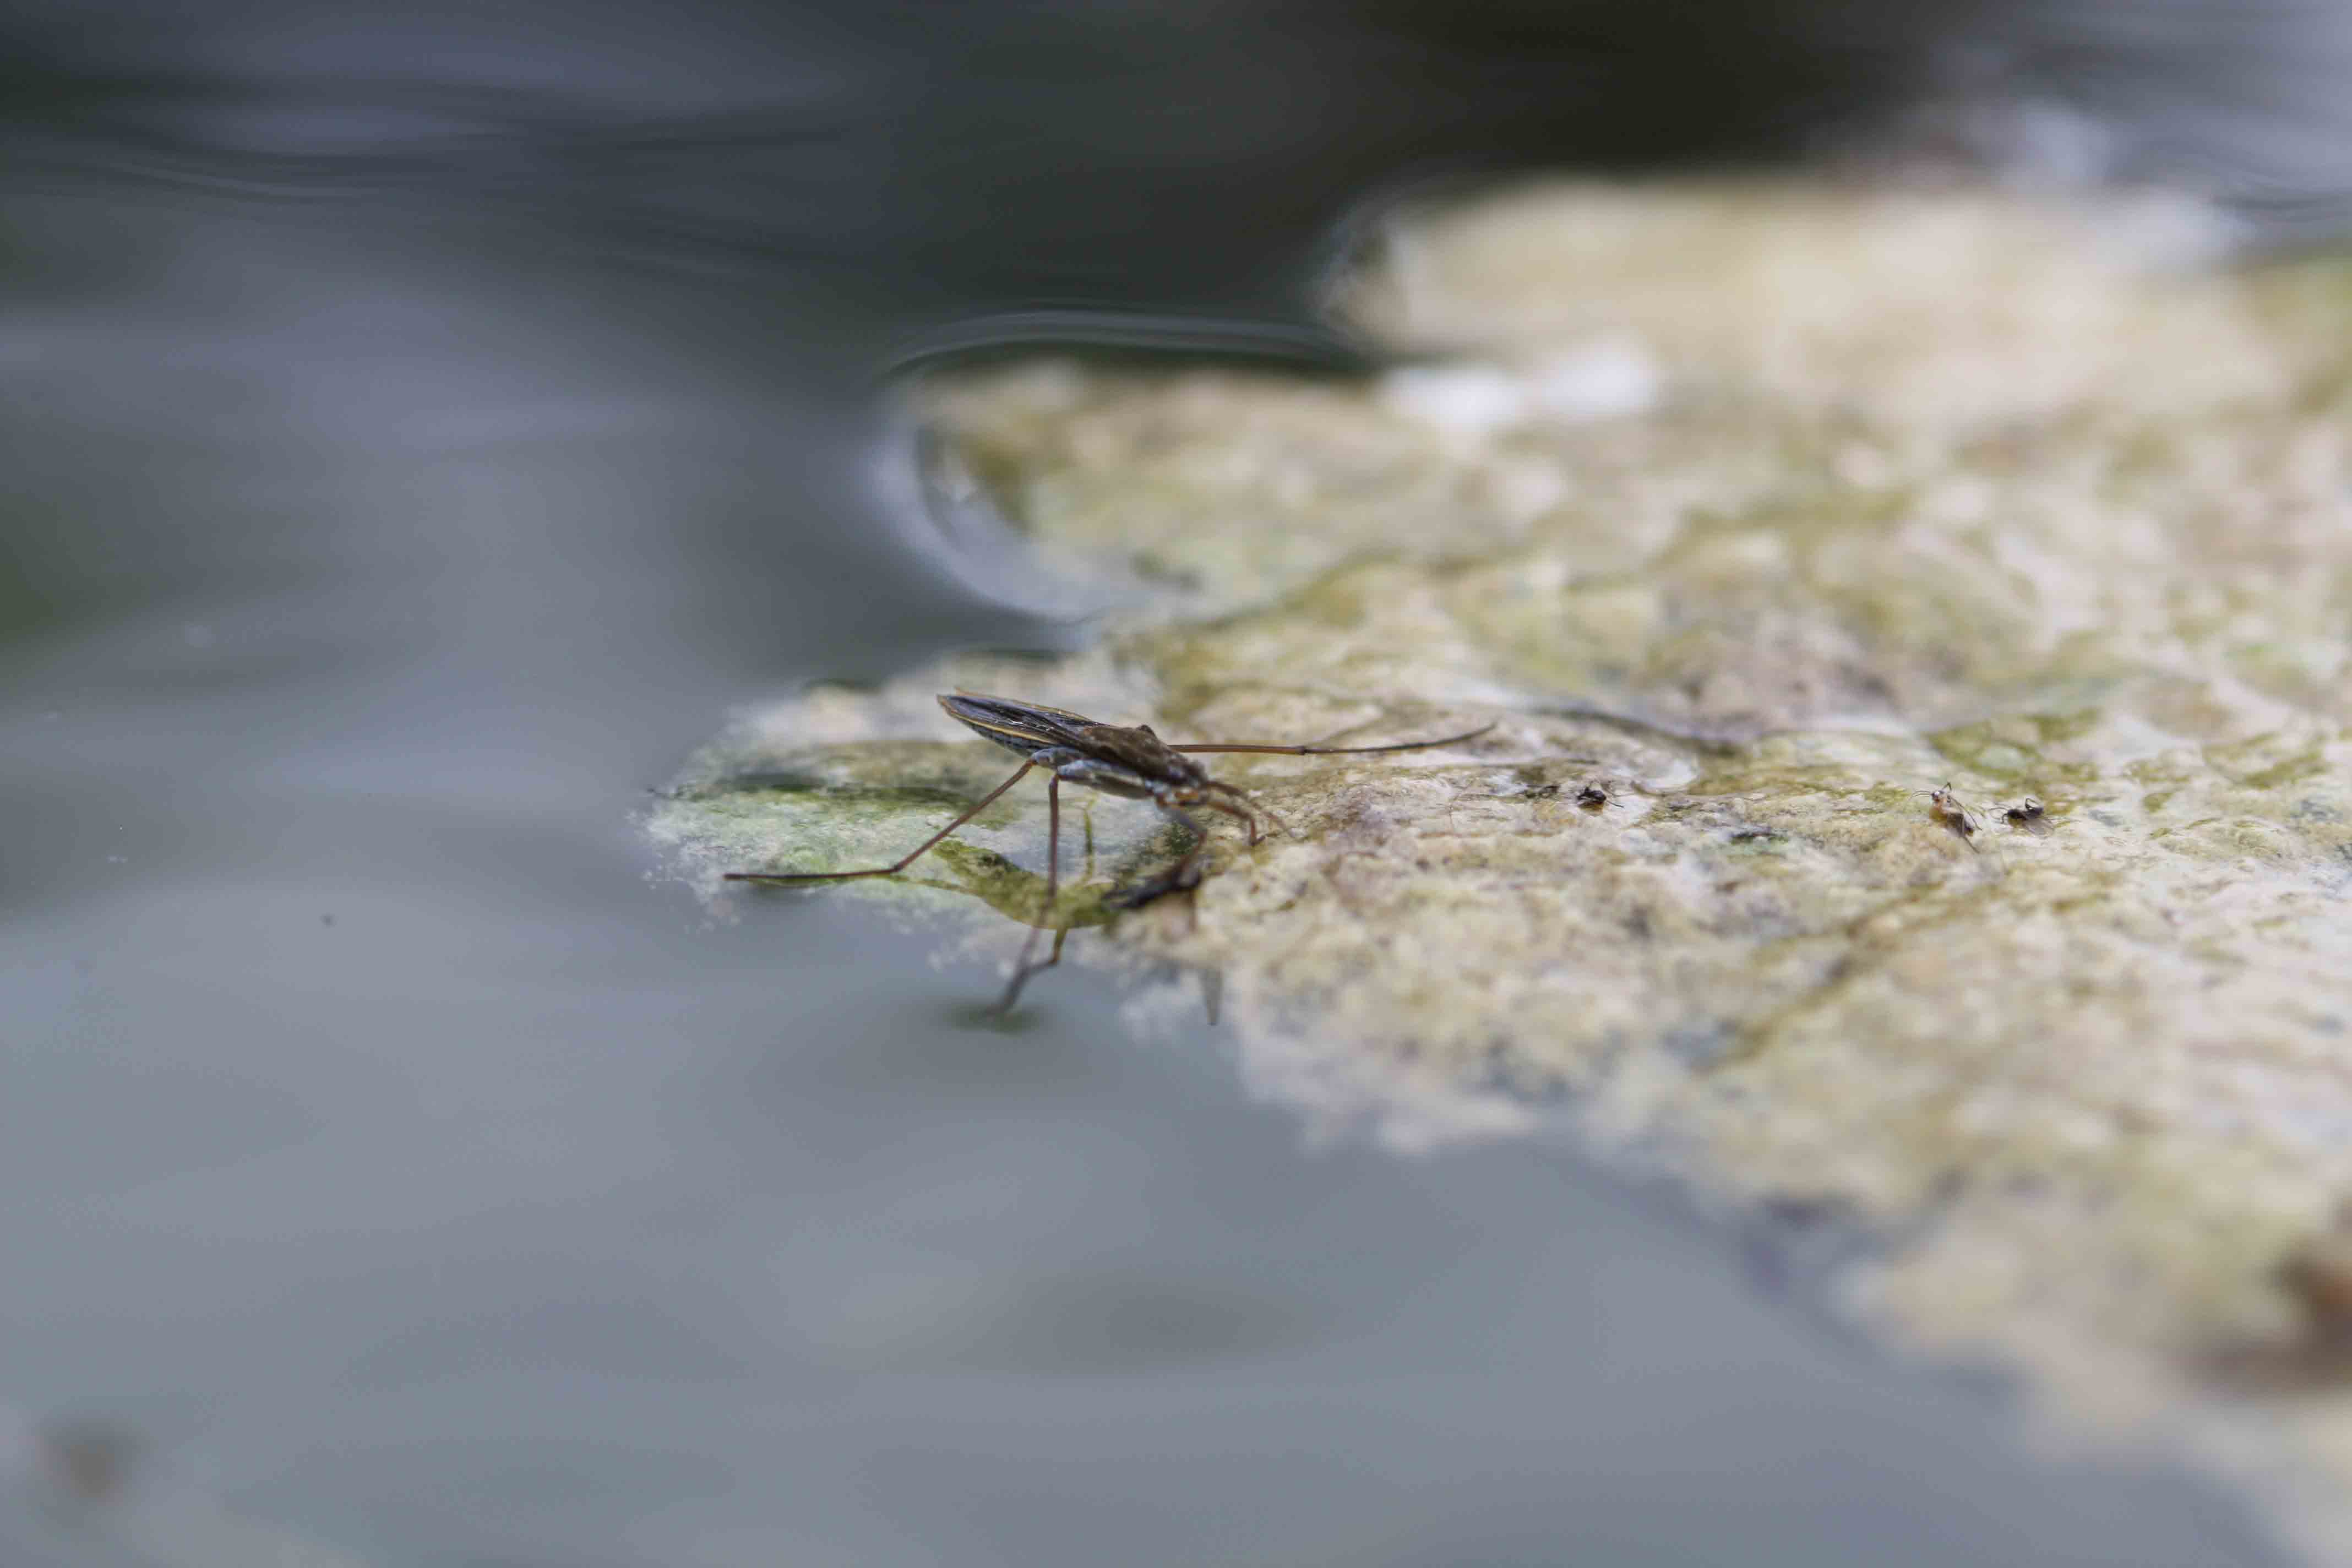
(726, 693, 1493, 1009)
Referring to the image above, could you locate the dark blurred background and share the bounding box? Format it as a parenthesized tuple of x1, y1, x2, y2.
(3, 3, 2344, 1564)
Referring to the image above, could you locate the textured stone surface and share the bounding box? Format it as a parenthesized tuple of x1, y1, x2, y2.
(650, 181, 2352, 1559)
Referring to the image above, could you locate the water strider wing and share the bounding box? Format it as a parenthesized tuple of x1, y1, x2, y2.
(938, 692, 1103, 755)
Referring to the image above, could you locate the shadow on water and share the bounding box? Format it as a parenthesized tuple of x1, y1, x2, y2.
(7, 2, 2345, 1563)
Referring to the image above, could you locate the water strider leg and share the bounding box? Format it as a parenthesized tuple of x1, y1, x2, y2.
(725, 761, 1035, 885)
(1170, 722, 1494, 757)
(1173, 725, 1493, 840)
(998, 774, 1066, 1012)
(1196, 791, 1263, 845)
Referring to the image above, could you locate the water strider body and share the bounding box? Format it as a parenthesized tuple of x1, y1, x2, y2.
(727, 693, 1493, 1009)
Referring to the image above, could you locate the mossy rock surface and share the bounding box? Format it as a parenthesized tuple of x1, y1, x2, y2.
(652, 180, 2352, 1562)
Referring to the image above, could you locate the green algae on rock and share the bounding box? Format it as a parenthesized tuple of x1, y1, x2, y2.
(654, 181, 2352, 1564)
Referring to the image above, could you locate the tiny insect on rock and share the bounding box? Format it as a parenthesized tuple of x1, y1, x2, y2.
(726, 693, 1494, 1010)
(1919, 782, 1984, 853)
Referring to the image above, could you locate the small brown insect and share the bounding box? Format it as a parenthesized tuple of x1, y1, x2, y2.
(2281, 1244, 2352, 1335)
(35, 1420, 140, 1504)
(727, 693, 1493, 1010)
(1918, 782, 1983, 853)
(2003, 796, 2054, 836)
(1576, 783, 1609, 811)
(2202, 1217, 2352, 1389)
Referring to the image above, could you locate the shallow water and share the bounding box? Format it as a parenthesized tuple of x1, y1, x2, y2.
(0, 8, 2326, 1564)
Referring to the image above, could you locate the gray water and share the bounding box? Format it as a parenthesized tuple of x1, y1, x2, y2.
(4, 5, 2338, 1562)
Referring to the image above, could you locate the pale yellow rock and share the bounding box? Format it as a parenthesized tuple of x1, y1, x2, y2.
(651, 180, 2352, 1563)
